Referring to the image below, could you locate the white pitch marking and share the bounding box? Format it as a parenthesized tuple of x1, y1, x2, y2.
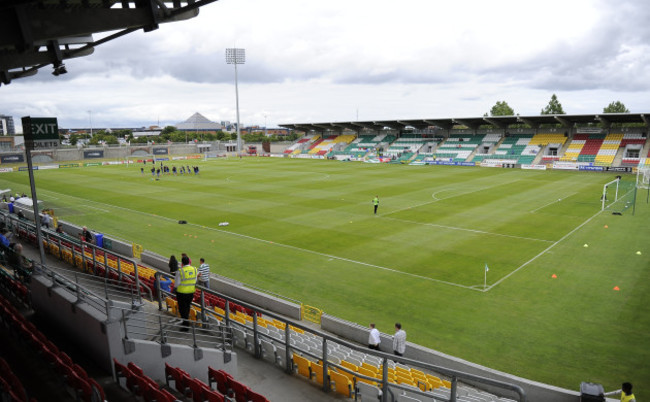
(79, 204, 110, 213)
(38, 188, 482, 291)
(485, 208, 604, 291)
(381, 216, 554, 243)
(529, 192, 576, 213)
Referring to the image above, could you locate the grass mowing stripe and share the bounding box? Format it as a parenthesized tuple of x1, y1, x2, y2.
(486, 207, 603, 291)
(40, 186, 483, 291)
(528, 192, 577, 213)
(2, 160, 646, 391)
(380, 215, 554, 243)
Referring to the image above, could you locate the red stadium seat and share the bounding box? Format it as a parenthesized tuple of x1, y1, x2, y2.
(247, 388, 271, 402)
(230, 379, 250, 402)
(208, 366, 233, 396)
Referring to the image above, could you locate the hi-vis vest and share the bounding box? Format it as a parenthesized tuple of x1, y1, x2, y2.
(621, 392, 635, 402)
(176, 265, 197, 294)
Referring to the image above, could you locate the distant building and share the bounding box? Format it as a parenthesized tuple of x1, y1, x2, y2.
(132, 130, 162, 138)
(176, 112, 222, 131)
(0, 115, 16, 135)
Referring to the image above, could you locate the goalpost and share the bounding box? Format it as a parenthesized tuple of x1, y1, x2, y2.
(632, 166, 650, 215)
(601, 177, 621, 211)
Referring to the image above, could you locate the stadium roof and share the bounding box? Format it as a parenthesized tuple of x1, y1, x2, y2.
(0, 0, 218, 85)
(280, 113, 650, 133)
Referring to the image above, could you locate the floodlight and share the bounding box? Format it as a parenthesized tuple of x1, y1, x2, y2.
(225, 48, 245, 153)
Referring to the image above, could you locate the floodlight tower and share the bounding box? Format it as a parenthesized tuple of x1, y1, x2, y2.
(225, 48, 245, 154)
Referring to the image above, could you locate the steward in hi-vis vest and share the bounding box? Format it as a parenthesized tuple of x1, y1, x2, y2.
(176, 264, 197, 294)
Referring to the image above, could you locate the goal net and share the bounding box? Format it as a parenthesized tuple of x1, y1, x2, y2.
(601, 176, 635, 213)
(636, 167, 650, 190)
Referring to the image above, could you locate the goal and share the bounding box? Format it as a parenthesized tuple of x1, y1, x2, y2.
(632, 166, 650, 215)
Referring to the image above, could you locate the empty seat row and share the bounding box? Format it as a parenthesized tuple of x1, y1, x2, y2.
(207, 366, 269, 402)
(0, 294, 106, 402)
(0, 357, 30, 402)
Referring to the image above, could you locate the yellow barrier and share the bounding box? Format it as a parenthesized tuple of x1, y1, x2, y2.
(132, 243, 143, 259)
(301, 304, 322, 324)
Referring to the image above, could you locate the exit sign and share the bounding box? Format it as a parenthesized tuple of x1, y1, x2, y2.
(22, 116, 59, 150)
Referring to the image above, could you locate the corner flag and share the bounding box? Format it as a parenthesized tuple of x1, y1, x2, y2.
(484, 263, 489, 290)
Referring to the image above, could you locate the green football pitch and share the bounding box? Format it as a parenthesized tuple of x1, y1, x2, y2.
(1, 157, 648, 391)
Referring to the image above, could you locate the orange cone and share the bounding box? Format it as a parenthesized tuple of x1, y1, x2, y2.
(552, 274, 557, 279)
(613, 286, 620, 291)
(604, 225, 608, 229)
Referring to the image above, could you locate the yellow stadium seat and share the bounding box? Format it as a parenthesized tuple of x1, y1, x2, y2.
(165, 297, 178, 315)
(361, 362, 379, 374)
(340, 360, 358, 373)
(329, 370, 353, 397)
(309, 361, 329, 385)
(292, 354, 311, 379)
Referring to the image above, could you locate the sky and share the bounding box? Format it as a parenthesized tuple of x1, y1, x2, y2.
(1, 0, 649, 132)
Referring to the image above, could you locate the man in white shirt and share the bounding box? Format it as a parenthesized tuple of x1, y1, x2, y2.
(197, 257, 210, 288)
(393, 322, 406, 356)
(368, 323, 381, 350)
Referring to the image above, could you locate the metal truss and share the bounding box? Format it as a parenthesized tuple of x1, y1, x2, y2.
(0, 0, 219, 85)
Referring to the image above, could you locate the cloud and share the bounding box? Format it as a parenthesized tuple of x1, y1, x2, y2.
(1, 0, 648, 130)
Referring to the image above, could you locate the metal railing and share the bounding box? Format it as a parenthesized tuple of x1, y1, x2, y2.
(3, 210, 525, 401)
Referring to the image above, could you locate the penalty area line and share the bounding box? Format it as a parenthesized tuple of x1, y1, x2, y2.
(485, 208, 604, 292)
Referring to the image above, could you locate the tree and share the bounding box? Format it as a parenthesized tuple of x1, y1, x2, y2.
(488, 101, 515, 116)
(541, 94, 565, 115)
(161, 126, 177, 135)
(603, 101, 629, 114)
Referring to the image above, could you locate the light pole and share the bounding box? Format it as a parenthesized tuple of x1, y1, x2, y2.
(87, 110, 93, 137)
(264, 114, 268, 137)
(225, 48, 245, 154)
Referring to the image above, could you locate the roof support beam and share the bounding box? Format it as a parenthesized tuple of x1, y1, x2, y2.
(553, 115, 572, 128)
(483, 118, 505, 128)
(517, 118, 539, 129)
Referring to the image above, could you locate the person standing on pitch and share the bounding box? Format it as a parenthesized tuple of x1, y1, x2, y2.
(373, 195, 379, 215)
(605, 382, 636, 402)
(198, 257, 210, 288)
(368, 323, 381, 350)
(393, 322, 406, 356)
(174, 255, 197, 332)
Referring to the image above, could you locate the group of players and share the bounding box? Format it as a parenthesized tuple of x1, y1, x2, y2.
(140, 161, 200, 179)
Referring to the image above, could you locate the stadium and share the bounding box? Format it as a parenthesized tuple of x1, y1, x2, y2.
(0, 2, 649, 402)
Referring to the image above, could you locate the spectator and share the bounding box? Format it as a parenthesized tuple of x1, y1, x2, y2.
(80, 226, 93, 243)
(198, 257, 210, 288)
(0, 230, 12, 248)
(368, 323, 381, 350)
(41, 213, 52, 229)
(168, 255, 179, 274)
(159, 276, 172, 293)
(393, 322, 406, 356)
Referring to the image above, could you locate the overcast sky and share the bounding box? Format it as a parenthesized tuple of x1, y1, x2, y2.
(1, 0, 649, 132)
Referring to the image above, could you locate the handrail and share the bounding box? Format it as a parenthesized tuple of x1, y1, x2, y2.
(0, 211, 150, 302)
(152, 269, 526, 401)
(1, 210, 525, 401)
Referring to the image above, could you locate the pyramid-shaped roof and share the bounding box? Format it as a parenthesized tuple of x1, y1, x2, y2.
(176, 112, 222, 130)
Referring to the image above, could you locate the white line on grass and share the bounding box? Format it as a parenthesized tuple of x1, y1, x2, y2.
(484, 208, 604, 292)
(529, 192, 577, 213)
(80, 204, 110, 213)
(384, 178, 522, 217)
(380, 216, 554, 243)
(38, 189, 482, 291)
